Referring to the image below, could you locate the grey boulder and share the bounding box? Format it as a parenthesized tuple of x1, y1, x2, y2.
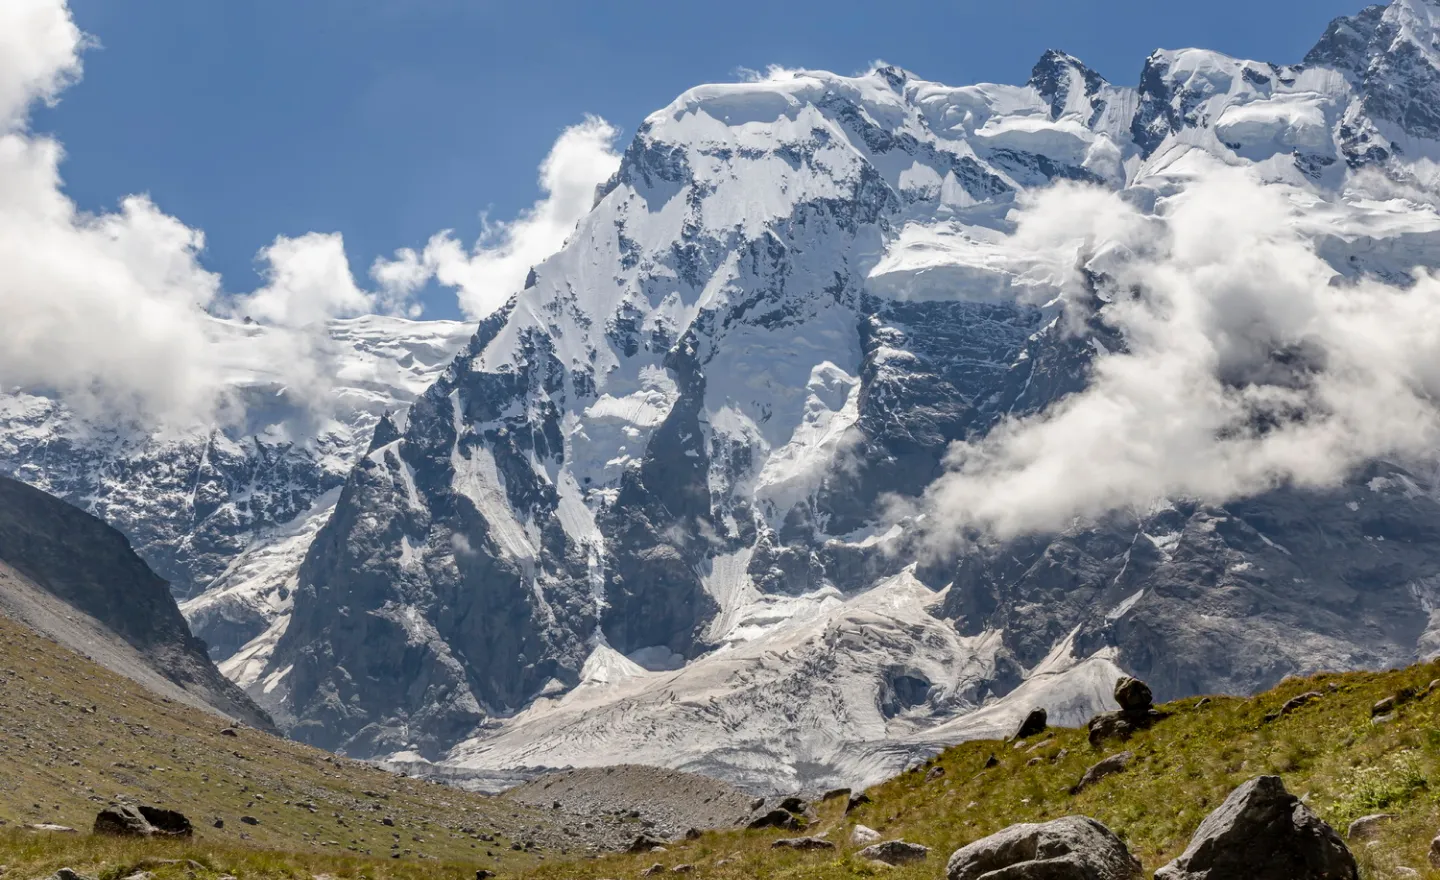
(1112, 677, 1153, 712)
(1155, 776, 1357, 880)
(859, 841, 930, 865)
(1071, 752, 1134, 795)
(946, 816, 1142, 880)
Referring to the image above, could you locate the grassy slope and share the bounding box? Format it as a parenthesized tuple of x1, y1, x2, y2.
(9, 596, 1440, 880)
(0, 612, 582, 880)
(520, 660, 1440, 880)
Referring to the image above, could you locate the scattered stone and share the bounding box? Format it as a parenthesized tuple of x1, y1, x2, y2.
(240, 816, 259, 826)
(983, 755, 999, 769)
(1346, 814, 1394, 841)
(1155, 776, 1357, 879)
(1372, 713, 1395, 726)
(50, 870, 93, 880)
(851, 825, 881, 845)
(1394, 868, 1419, 878)
(1264, 691, 1323, 723)
(1372, 696, 1396, 716)
(1072, 751, 1135, 795)
(821, 788, 851, 802)
(845, 792, 871, 814)
(1026, 738, 1054, 753)
(779, 796, 807, 814)
(925, 766, 945, 782)
(749, 797, 765, 811)
(475, 871, 495, 880)
(682, 828, 702, 841)
(1012, 707, 1048, 740)
(219, 728, 239, 737)
(628, 835, 669, 854)
(772, 837, 835, 851)
(1429, 832, 1440, 868)
(641, 864, 666, 877)
(670, 865, 693, 874)
(1088, 709, 1165, 747)
(946, 816, 1142, 880)
(1195, 697, 1211, 708)
(23, 824, 78, 833)
(212, 818, 223, 829)
(747, 810, 801, 831)
(858, 841, 930, 865)
(1113, 676, 1154, 711)
(382, 817, 395, 827)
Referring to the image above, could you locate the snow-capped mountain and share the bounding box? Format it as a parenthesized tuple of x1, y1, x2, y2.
(13, 0, 1440, 794)
(0, 315, 473, 660)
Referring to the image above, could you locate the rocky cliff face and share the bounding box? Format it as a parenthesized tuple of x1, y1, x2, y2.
(208, 0, 1440, 790)
(0, 474, 271, 728)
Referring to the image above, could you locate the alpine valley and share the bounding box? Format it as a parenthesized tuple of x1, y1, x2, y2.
(10, 0, 1440, 795)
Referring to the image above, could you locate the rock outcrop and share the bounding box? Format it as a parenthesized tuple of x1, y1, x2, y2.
(858, 841, 930, 865)
(946, 816, 1143, 880)
(93, 805, 193, 839)
(1155, 776, 1358, 879)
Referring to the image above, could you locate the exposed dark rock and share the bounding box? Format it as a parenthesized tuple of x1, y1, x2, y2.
(858, 841, 930, 865)
(771, 837, 835, 851)
(1155, 776, 1357, 879)
(1112, 677, 1153, 712)
(778, 797, 808, 814)
(1071, 752, 1134, 795)
(1265, 691, 1324, 723)
(1088, 710, 1164, 747)
(946, 816, 1143, 880)
(1012, 707, 1048, 741)
(92, 805, 191, 839)
(748, 810, 802, 831)
(845, 792, 871, 814)
(628, 835, 669, 854)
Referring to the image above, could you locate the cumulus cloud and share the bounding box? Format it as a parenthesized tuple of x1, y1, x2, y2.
(0, 0, 427, 429)
(918, 162, 1440, 543)
(373, 115, 622, 320)
(0, 0, 82, 129)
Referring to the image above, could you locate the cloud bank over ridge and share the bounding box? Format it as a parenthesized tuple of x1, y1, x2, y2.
(917, 163, 1440, 543)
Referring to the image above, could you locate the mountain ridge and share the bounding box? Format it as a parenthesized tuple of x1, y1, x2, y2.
(7, 0, 1440, 792)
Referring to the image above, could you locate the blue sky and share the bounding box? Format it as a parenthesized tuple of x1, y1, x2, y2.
(37, 0, 1362, 321)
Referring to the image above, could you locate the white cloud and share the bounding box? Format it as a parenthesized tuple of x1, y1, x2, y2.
(0, 0, 426, 429)
(374, 115, 622, 320)
(0, 0, 82, 129)
(917, 162, 1440, 544)
(232, 232, 377, 328)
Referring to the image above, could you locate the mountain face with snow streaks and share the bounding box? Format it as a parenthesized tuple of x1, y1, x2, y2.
(0, 316, 473, 662)
(12, 0, 1440, 792)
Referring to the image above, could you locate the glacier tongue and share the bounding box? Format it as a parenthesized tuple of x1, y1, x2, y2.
(439, 568, 1120, 793)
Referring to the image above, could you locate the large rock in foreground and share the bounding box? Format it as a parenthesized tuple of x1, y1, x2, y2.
(93, 804, 192, 838)
(1155, 776, 1357, 880)
(946, 816, 1142, 880)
